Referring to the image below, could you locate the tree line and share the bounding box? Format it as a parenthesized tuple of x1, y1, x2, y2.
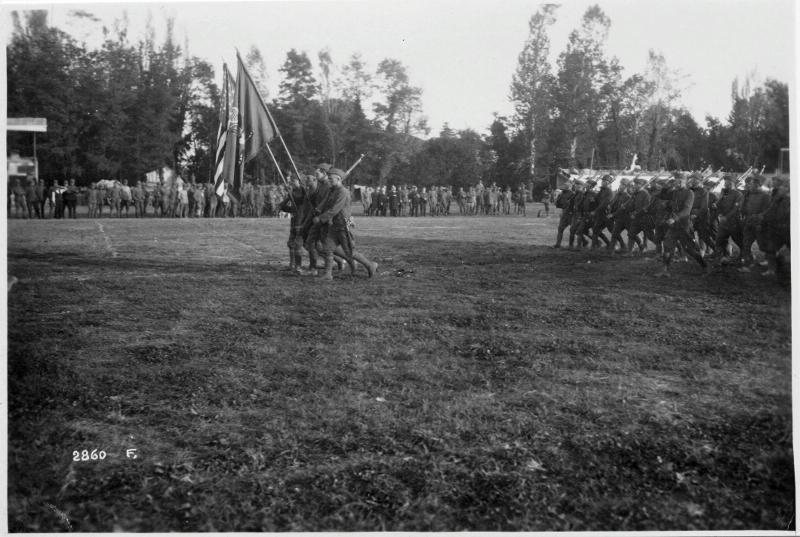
(7, 6, 789, 193)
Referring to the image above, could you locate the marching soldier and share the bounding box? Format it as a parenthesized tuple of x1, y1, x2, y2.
(552, 182, 574, 248)
(590, 174, 614, 249)
(312, 168, 378, 280)
(279, 173, 308, 273)
(607, 178, 632, 253)
(738, 175, 772, 271)
(626, 177, 651, 254)
(573, 178, 598, 250)
(688, 172, 711, 256)
(759, 176, 790, 277)
(656, 173, 707, 277)
(567, 180, 587, 249)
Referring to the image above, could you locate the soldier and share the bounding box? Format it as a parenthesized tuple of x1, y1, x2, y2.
(87, 182, 99, 218)
(541, 186, 552, 217)
(517, 183, 528, 216)
(573, 178, 598, 250)
(704, 178, 720, 254)
(607, 178, 632, 253)
(552, 182, 575, 248)
(738, 175, 772, 271)
(12, 179, 27, 218)
(429, 186, 439, 216)
(35, 178, 47, 219)
(759, 176, 790, 277)
(625, 177, 651, 254)
(312, 168, 378, 280)
(388, 185, 399, 216)
(419, 187, 428, 216)
(656, 173, 707, 277)
(279, 174, 309, 273)
(637, 178, 667, 255)
(63, 178, 79, 219)
(119, 179, 132, 217)
(567, 180, 587, 249)
(132, 180, 145, 217)
(688, 172, 711, 256)
(409, 185, 419, 217)
(24, 175, 40, 218)
(590, 174, 614, 249)
(302, 163, 333, 273)
(399, 185, 409, 216)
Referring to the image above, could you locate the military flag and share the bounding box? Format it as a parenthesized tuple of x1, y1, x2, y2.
(234, 52, 277, 165)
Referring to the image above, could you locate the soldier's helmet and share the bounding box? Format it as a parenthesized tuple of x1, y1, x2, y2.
(601, 174, 614, 183)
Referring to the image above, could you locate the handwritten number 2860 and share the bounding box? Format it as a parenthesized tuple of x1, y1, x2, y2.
(72, 449, 106, 462)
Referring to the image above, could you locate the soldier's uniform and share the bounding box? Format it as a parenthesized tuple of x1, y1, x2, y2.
(626, 178, 652, 253)
(303, 164, 332, 270)
(279, 177, 309, 272)
(568, 182, 586, 249)
(389, 186, 399, 216)
(590, 175, 614, 248)
(688, 174, 711, 254)
(760, 177, 790, 276)
(713, 176, 744, 260)
(314, 168, 378, 280)
(739, 175, 772, 268)
(659, 176, 706, 276)
(704, 179, 719, 252)
(573, 179, 598, 250)
(132, 182, 145, 217)
(608, 179, 632, 252)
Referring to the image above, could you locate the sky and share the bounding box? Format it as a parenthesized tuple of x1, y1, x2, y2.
(3, 0, 797, 137)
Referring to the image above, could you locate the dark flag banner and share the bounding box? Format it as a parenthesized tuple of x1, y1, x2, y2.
(235, 52, 277, 164)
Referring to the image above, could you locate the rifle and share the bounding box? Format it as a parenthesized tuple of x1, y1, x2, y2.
(344, 153, 365, 180)
(735, 166, 754, 189)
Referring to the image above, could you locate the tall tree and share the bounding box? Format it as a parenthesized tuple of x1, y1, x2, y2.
(553, 5, 619, 170)
(510, 4, 558, 180)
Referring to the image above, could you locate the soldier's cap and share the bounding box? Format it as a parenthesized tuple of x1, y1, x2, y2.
(633, 177, 648, 185)
(689, 172, 703, 181)
(749, 174, 766, 185)
(585, 178, 598, 186)
(723, 174, 736, 182)
(619, 177, 631, 184)
(672, 171, 687, 179)
(703, 179, 717, 187)
(316, 163, 332, 172)
(601, 174, 614, 182)
(573, 179, 586, 186)
(328, 168, 346, 179)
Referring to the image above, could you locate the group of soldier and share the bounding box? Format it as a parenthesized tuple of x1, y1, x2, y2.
(359, 182, 533, 217)
(280, 163, 378, 281)
(8, 176, 81, 219)
(7, 175, 292, 219)
(552, 171, 791, 277)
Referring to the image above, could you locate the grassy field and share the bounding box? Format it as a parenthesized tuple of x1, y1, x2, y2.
(6, 210, 794, 531)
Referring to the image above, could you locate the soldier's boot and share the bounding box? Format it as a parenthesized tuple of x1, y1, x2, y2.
(293, 252, 303, 273)
(303, 250, 319, 276)
(333, 254, 345, 271)
(553, 227, 565, 248)
(318, 254, 334, 281)
(287, 248, 296, 271)
(352, 252, 378, 278)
